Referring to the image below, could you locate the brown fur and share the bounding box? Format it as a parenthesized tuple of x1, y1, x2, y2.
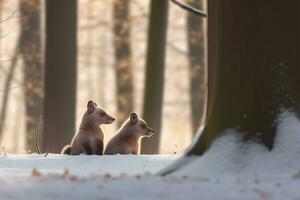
(104, 113, 154, 155)
(61, 145, 71, 154)
(61, 101, 115, 155)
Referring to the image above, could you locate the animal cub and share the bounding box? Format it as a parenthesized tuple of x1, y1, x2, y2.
(104, 113, 154, 155)
(61, 101, 115, 155)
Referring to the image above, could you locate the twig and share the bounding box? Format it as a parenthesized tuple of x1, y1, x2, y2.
(167, 41, 187, 55)
(0, 31, 11, 39)
(44, 151, 49, 157)
(35, 115, 42, 154)
(0, 58, 18, 63)
(170, 0, 207, 17)
(0, 11, 18, 23)
(0, 83, 24, 92)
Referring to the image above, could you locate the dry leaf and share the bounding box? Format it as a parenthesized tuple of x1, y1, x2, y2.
(135, 174, 141, 179)
(63, 168, 69, 178)
(104, 173, 112, 179)
(32, 169, 42, 177)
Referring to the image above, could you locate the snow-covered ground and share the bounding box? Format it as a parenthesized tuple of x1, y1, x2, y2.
(1, 111, 300, 200)
(0, 154, 176, 177)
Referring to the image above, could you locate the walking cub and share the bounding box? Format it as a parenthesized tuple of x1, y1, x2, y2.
(104, 113, 154, 155)
(61, 101, 115, 155)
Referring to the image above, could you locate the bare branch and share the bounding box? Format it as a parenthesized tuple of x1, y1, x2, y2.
(167, 41, 187, 55)
(0, 11, 19, 23)
(0, 31, 12, 39)
(170, 0, 207, 17)
(0, 83, 24, 92)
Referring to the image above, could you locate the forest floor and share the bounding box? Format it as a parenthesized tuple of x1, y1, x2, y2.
(1, 110, 300, 200)
(0, 153, 300, 200)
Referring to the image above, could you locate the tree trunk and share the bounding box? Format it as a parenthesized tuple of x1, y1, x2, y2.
(0, 45, 19, 141)
(186, 0, 206, 134)
(113, 0, 134, 126)
(19, 0, 43, 153)
(161, 0, 300, 175)
(42, 0, 77, 153)
(189, 0, 300, 155)
(0, 0, 3, 58)
(0, 0, 12, 142)
(141, 0, 169, 154)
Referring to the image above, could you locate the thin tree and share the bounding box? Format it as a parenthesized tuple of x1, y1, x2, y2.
(186, 0, 206, 134)
(141, 0, 169, 154)
(0, 44, 19, 141)
(42, 0, 77, 153)
(19, 0, 43, 152)
(113, 0, 134, 126)
(0, 0, 3, 57)
(162, 0, 300, 175)
(0, 1, 18, 141)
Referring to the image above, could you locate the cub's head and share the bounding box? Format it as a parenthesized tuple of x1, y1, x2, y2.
(85, 101, 115, 125)
(126, 112, 154, 137)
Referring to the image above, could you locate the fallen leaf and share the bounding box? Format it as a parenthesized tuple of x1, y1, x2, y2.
(32, 169, 42, 177)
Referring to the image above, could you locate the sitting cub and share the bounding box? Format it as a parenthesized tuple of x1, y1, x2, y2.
(104, 113, 154, 155)
(62, 101, 115, 155)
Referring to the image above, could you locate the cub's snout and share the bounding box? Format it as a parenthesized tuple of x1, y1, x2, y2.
(106, 116, 115, 124)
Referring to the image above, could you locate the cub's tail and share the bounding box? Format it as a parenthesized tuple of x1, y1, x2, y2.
(61, 145, 71, 155)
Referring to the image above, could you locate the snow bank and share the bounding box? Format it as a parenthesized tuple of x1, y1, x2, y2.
(176, 111, 300, 178)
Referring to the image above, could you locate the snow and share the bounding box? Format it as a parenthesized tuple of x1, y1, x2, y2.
(0, 154, 176, 177)
(1, 111, 300, 200)
(176, 111, 300, 177)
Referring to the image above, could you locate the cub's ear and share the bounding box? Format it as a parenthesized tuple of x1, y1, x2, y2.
(87, 101, 96, 113)
(130, 112, 138, 124)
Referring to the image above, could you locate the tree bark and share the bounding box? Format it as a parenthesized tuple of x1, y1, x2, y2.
(186, 0, 206, 134)
(113, 0, 134, 126)
(19, 0, 43, 152)
(42, 0, 77, 153)
(188, 0, 300, 155)
(161, 0, 300, 175)
(141, 0, 169, 154)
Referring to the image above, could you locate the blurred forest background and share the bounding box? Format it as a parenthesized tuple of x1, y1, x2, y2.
(0, 0, 206, 154)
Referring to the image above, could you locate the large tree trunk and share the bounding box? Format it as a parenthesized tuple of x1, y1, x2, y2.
(19, 0, 43, 153)
(42, 0, 77, 153)
(186, 0, 206, 134)
(113, 0, 134, 126)
(141, 0, 169, 154)
(189, 0, 300, 155)
(161, 0, 300, 175)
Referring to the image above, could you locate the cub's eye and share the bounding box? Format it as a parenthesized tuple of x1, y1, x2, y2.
(99, 112, 106, 117)
(140, 124, 146, 129)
